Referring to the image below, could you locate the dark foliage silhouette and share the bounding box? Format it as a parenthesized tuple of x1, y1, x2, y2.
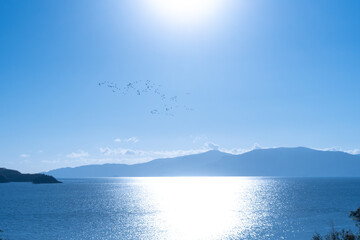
(312, 208, 360, 240)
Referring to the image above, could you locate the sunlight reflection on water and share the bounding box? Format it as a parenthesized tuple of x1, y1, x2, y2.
(130, 177, 280, 240)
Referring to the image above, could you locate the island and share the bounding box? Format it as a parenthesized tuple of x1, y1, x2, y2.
(0, 168, 62, 184)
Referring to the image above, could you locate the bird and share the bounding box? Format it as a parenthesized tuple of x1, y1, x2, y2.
(150, 109, 160, 115)
(98, 80, 193, 115)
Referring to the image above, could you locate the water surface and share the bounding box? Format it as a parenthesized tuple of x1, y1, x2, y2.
(1, 177, 360, 240)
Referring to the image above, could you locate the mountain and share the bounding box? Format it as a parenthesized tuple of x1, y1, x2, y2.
(48, 150, 231, 178)
(47, 147, 360, 178)
(0, 168, 61, 184)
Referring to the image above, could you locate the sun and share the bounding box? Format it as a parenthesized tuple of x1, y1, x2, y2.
(145, 0, 224, 27)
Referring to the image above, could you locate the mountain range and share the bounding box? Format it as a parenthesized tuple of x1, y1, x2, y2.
(46, 147, 360, 178)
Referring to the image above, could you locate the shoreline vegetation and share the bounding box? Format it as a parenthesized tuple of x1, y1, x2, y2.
(0, 168, 61, 184)
(313, 208, 360, 240)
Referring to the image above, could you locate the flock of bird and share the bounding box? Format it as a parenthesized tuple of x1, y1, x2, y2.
(98, 80, 193, 115)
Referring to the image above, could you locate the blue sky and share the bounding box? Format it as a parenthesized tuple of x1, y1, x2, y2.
(1, 0, 360, 172)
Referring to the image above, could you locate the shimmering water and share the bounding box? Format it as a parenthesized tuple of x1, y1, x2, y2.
(1, 177, 360, 240)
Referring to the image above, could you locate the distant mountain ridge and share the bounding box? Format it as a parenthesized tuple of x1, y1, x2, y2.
(47, 147, 360, 178)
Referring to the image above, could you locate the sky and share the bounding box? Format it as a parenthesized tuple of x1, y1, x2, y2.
(1, 0, 360, 173)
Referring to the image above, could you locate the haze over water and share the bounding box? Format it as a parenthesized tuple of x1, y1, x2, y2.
(1, 177, 360, 240)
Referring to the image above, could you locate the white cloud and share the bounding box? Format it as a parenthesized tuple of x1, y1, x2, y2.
(126, 137, 139, 143)
(99, 147, 207, 161)
(66, 150, 89, 158)
(114, 137, 139, 143)
(100, 147, 144, 156)
(151, 149, 207, 157)
(318, 147, 360, 155)
(251, 143, 262, 150)
(348, 149, 360, 155)
(204, 142, 220, 150)
(319, 147, 342, 152)
(20, 154, 30, 158)
(221, 148, 249, 155)
(202, 142, 265, 155)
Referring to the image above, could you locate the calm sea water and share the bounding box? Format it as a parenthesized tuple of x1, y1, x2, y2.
(1, 177, 360, 240)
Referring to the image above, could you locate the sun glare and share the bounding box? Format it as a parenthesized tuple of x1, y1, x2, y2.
(145, 0, 224, 28)
(137, 177, 262, 240)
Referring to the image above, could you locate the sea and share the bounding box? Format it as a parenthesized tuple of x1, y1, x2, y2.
(1, 177, 360, 240)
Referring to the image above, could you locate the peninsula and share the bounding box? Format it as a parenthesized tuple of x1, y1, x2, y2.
(0, 168, 61, 184)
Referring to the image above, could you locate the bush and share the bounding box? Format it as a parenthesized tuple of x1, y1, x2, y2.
(312, 208, 360, 240)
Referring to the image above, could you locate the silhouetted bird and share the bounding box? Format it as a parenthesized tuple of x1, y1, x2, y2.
(99, 80, 193, 115)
